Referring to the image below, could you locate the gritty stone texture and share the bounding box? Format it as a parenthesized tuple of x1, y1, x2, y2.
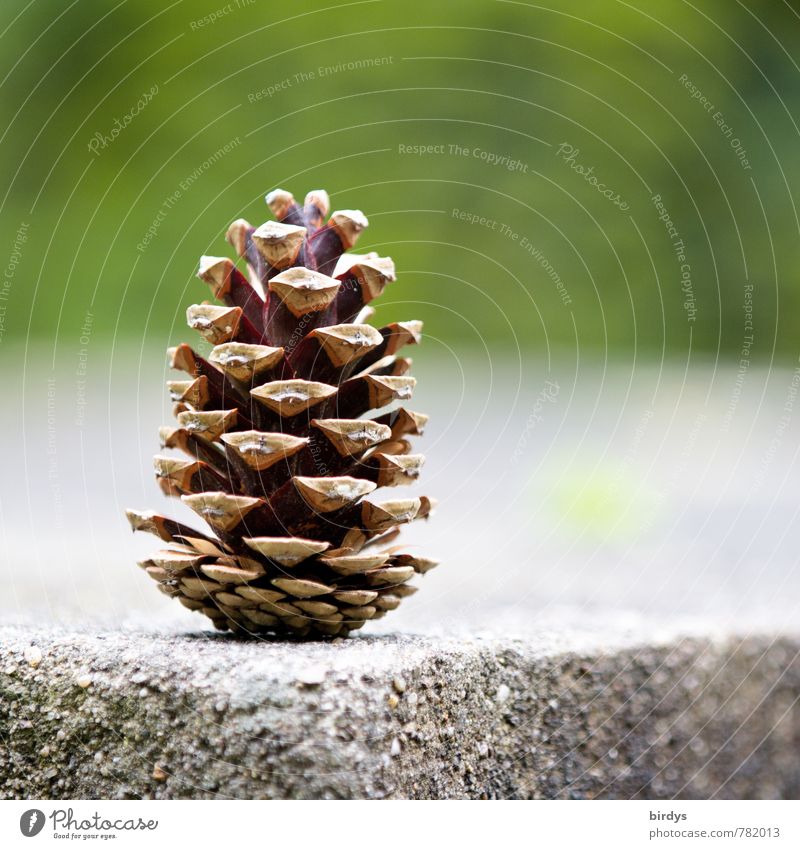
(0, 624, 798, 800)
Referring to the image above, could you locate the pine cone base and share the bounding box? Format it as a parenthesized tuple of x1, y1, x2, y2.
(131, 518, 433, 637)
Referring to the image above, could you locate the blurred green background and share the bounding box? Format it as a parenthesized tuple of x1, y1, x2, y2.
(2, 0, 799, 360)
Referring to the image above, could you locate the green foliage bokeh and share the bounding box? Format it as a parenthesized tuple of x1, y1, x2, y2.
(2, 0, 799, 361)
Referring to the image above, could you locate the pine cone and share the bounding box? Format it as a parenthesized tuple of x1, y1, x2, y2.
(127, 188, 437, 637)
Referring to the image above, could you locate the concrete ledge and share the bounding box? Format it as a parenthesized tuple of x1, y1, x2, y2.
(0, 625, 798, 799)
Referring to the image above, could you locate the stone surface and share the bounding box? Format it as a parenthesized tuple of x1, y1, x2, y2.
(1, 622, 798, 800)
(4, 357, 800, 798)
